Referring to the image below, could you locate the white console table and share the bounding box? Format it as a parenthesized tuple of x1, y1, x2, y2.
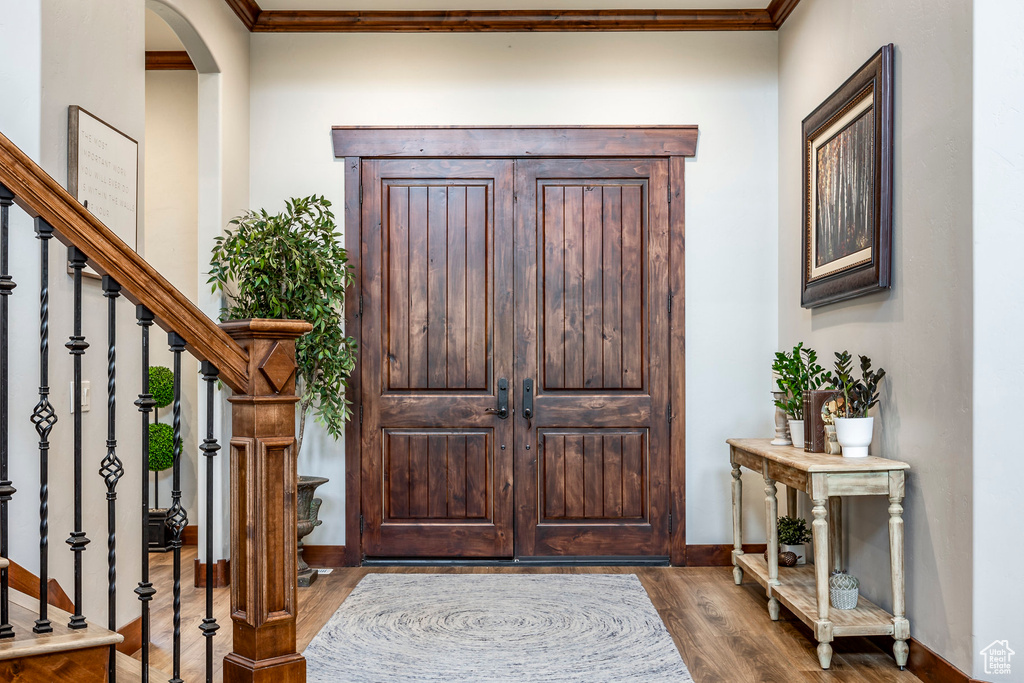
(727, 438, 910, 670)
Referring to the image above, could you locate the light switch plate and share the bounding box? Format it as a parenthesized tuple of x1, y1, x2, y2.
(70, 380, 90, 413)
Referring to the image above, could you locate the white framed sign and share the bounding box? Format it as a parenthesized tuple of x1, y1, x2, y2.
(68, 105, 139, 277)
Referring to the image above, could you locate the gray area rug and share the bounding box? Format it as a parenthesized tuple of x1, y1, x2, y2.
(304, 573, 693, 682)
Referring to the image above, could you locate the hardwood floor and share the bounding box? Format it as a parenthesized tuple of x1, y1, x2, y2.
(139, 548, 920, 682)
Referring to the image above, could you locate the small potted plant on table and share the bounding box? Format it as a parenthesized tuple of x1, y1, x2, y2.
(777, 515, 812, 565)
(772, 343, 832, 449)
(828, 351, 886, 458)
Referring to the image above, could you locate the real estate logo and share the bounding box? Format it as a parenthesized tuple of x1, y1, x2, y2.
(980, 640, 1015, 676)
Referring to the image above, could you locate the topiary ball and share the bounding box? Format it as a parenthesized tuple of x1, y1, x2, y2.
(149, 366, 174, 409)
(148, 422, 175, 472)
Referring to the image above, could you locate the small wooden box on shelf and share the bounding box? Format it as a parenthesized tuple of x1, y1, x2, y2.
(727, 438, 910, 670)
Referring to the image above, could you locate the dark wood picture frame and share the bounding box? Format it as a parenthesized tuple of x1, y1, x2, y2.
(801, 44, 893, 308)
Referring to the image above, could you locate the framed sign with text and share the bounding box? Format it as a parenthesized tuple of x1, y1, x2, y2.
(68, 105, 139, 277)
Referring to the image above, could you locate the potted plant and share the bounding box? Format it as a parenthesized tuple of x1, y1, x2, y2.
(209, 196, 357, 552)
(147, 366, 175, 552)
(828, 351, 886, 457)
(772, 343, 832, 449)
(777, 515, 812, 565)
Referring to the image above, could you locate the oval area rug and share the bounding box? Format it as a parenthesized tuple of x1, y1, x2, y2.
(303, 573, 693, 682)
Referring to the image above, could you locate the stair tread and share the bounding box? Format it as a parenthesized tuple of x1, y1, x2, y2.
(116, 650, 171, 681)
(0, 588, 122, 660)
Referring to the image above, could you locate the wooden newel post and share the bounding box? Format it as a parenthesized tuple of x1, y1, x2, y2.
(221, 319, 313, 683)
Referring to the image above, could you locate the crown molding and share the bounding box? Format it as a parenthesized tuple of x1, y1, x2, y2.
(225, 1, 801, 32)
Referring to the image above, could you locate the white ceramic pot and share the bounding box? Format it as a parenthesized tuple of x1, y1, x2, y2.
(834, 417, 874, 457)
(788, 419, 805, 450)
(780, 543, 806, 565)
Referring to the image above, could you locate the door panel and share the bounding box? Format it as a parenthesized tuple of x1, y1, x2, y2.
(515, 159, 671, 559)
(361, 158, 515, 558)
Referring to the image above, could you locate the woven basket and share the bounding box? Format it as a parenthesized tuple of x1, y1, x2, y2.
(829, 571, 859, 610)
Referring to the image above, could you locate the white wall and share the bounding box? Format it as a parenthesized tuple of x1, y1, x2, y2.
(778, 0, 973, 672)
(972, 0, 1024, 678)
(0, 0, 148, 632)
(250, 31, 780, 546)
(145, 66, 200, 523)
(147, 0, 251, 562)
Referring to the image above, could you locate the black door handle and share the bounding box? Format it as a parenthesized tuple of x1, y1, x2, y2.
(485, 378, 509, 419)
(522, 379, 534, 419)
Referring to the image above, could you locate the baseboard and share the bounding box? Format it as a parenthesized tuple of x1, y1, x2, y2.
(685, 543, 767, 566)
(193, 558, 230, 587)
(116, 615, 142, 655)
(183, 524, 198, 546)
(868, 635, 982, 683)
(303, 545, 348, 567)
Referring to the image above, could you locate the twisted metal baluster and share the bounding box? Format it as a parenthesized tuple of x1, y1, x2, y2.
(65, 246, 90, 630)
(166, 332, 187, 683)
(135, 305, 156, 683)
(31, 218, 57, 634)
(100, 276, 123, 681)
(0, 182, 16, 640)
(199, 361, 221, 682)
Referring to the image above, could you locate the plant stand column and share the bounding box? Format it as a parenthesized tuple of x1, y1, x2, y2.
(221, 319, 312, 683)
(763, 475, 780, 621)
(810, 472, 834, 669)
(889, 471, 909, 668)
(730, 451, 743, 585)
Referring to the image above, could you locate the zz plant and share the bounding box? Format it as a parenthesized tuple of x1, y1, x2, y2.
(829, 351, 886, 418)
(772, 342, 832, 419)
(209, 195, 358, 456)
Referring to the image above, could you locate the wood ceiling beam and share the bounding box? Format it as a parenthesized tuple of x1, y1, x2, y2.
(224, 1, 802, 32)
(145, 51, 196, 70)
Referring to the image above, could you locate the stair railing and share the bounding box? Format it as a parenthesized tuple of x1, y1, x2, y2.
(0, 129, 309, 683)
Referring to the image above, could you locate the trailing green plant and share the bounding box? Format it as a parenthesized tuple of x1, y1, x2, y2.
(149, 366, 174, 410)
(829, 351, 886, 418)
(148, 422, 175, 472)
(208, 195, 357, 456)
(772, 342, 832, 419)
(777, 515, 812, 546)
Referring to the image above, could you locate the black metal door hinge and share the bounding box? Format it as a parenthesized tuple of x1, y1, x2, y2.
(359, 404, 363, 424)
(359, 185, 363, 205)
(667, 187, 672, 204)
(667, 401, 673, 424)
(668, 293, 673, 314)
(359, 294, 363, 317)
(669, 513, 673, 533)
(360, 515, 365, 534)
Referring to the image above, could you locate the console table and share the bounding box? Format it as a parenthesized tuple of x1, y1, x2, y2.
(727, 438, 910, 670)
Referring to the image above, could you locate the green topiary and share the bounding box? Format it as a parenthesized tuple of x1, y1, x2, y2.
(777, 515, 813, 546)
(148, 422, 175, 472)
(149, 366, 174, 409)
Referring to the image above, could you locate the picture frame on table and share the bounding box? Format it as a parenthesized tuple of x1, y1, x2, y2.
(801, 44, 894, 308)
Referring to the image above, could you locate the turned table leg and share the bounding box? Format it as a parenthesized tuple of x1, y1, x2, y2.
(811, 497, 833, 668)
(829, 497, 843, 572)
(765, 477, 780, 621)
(889, 484, 910, 668)
(731, 461, 744, 585)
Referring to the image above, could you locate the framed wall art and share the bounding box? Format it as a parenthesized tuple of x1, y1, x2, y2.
(68, 105, 139, 278)
(801, 44, 894, 308)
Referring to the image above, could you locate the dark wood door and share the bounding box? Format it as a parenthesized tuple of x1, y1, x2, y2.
(360, 158, 515, 558)
(513, 159, 672, 559)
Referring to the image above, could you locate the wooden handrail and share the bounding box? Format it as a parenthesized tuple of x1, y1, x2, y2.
(0, 130, 249, 393)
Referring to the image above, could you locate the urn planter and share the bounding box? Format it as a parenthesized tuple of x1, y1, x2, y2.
(835, 417, 874, 458)
(297, 475, 329, 587)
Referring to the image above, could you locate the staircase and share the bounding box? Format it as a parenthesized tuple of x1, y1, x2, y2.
(0, 127, 310, 682)
(0, 587, 168, 681)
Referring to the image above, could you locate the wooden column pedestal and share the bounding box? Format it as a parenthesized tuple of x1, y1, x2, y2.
(221, 319, 312, 683)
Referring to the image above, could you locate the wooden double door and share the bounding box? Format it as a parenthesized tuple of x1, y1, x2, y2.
(358, 155, 676, 561)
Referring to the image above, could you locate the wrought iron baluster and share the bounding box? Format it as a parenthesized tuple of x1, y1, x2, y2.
(199, 361, 221, 682)
(65, 246, 89, 630)
(166, 332, 187, 683)
(0, 181, 16, 640)
(135, 305, 156, 683)
(100, 276, 123, 682)
(31, 218, 57, 635)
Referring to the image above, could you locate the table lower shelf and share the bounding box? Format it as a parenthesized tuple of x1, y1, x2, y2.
(736, 553, 896, 637)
